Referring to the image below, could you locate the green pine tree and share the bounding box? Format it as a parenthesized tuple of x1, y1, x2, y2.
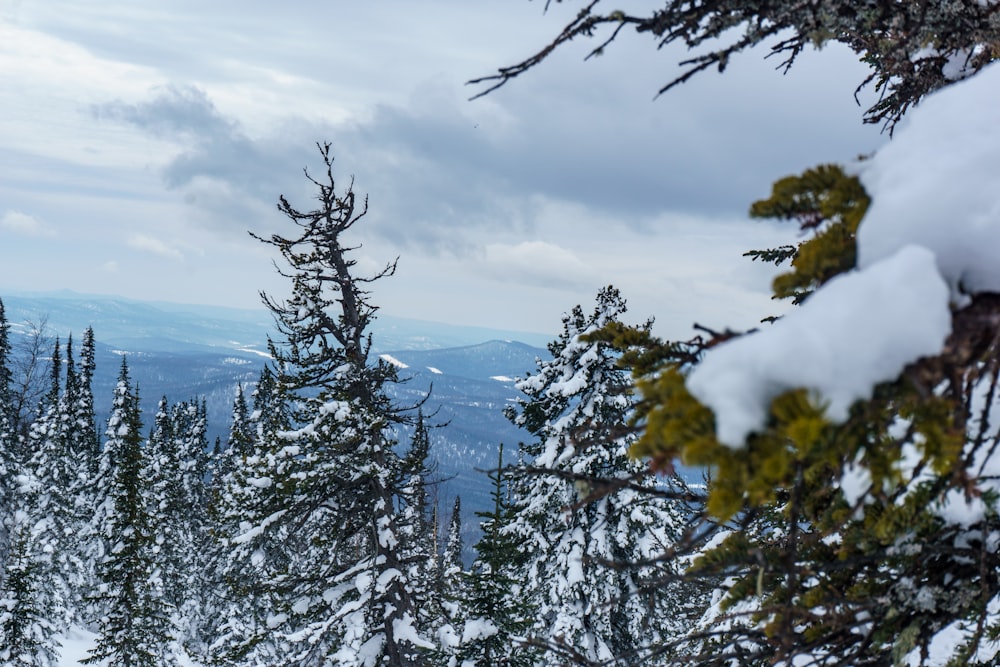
(454, 444, 538, 667)
(85, 359, 174, 667)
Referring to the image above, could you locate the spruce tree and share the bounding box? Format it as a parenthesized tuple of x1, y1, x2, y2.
(398, 412, 442, 636)
(441, 496, 463, 595)
(22, 335, 91, 628)
(0, 511, 60, 667)
(208, 367, 296, 665)
(0, 299, 10, 424)
(505, 287, 698, 664)
(76, 327, 100, 467)
(213, 384, 251, 482)
(454, 444, 538, 667)
(214, 143, 431, 666)
(0, 298, 13, 561)
(86, 359, 173, 667)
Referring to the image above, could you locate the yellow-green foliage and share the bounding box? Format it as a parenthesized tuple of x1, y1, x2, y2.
(602, 161, 995, 663)
(749, 163, 870, 304)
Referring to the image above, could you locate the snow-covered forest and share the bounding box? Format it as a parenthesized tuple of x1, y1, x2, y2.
(5, 2, 1000, 666)
(0, 148, 701, 666)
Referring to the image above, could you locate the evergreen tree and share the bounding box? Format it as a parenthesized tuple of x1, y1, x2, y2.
(441, 496, 463, 595)
(172, 399, 212, 651)
(473, 1, 1000, 128)
(214, 143, 431, 666)
(0, 512, 60, 667)
(42, 337, 60, 417)
(398, 412, 442, 635)
(0, 299, 10, 423)
(22, 335, 92, 628)
(505, 287, 698, 664)
(208, 367, 294, 666)
(76, 327, 100, 466)
(86, 359, 173, 667)
(213, 384, 251, 482)
(0, 298, 13, 562)
(453, 444, 538, 667)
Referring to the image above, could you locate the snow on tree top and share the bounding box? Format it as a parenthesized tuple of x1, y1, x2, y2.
(685, 62, 1000, 447)
(858, 61, 1000, 301)
(688, 245, 950, 447)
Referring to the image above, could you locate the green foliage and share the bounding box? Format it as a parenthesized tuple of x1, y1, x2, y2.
(86, 361, 174, 667)
(573, 161, 1000, 664)
(456, 445, 539, 667)
(747, 163, 870, 304)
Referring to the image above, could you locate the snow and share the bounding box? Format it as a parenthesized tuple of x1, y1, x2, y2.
(688, 62, 1000, 447)
(379, 353, 409, 369)
(490, 375, 514, 382)
(688, 245, 950, 446)
(57, 627, 101, 667)
(392, 612, 435, 649)
(460, 618, 499, 643)
(237, 346, 272, 358)
(426, 366, 443, 374)
(858, 62, 1000, 302)
(56, 626, 201, 666)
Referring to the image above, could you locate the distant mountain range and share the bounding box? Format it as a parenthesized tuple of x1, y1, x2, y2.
(1, 290, 553, 534)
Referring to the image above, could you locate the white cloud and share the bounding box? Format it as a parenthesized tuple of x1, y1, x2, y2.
(480, 241, 591, 289)
(127, 233, 183, 261)
(0, 210, 54, 237)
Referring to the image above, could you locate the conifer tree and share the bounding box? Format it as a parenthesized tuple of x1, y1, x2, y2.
(0, 298, 13, 559)
(208, 367, 296, 666)
(86, 359, 173, 667)
(0, 299, 10, 424)
(42, 337, 60, 417)
(213, 384, 251, 482)
(398, 412, 443, 635)
(0, 510, 60, 667)
(76, 327, 100, 467)
(472, 1, 1000, 129)
(172, 399, 212, 650)
(505, 287, 698, 664)
(441, 496, 463, 594)
(22, 335, 91, 628)
(214, 143, 431, 666)
(454, 444, 538, 667)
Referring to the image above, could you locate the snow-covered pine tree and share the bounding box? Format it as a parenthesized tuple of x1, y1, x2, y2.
(85, 358, 173, 667)
(441, 496, 463, 595)
(41, 337, 60, 419)
(145, 396, 214, 654)
(75, 327, 99, 470)
(0, 298, 13, 560)
(208, 367, 294, 666)
(398, 412, 443, 637)
(215, 143, 432, 666)
(21, 335, 92, 629)
(0, 298, 10, 425)
(213, 384, 251, 483)
(505, 286, 698, 664)
(0, 333, 63, 667)
(434, 494, 465, 659)
(171, 399, 212, 651)
(0, 502, 60, 667)
(453, 444, 538, 667)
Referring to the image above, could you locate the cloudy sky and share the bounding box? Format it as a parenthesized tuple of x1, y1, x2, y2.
(1, 1, 887, 338)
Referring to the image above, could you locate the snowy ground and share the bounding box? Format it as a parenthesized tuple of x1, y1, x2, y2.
(56, 627, 200, 666)
(57, 627, 103, 667)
